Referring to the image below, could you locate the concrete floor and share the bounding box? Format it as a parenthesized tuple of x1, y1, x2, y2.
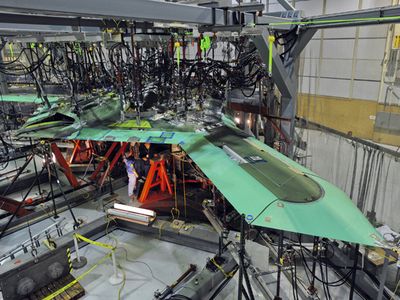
(0, 161, 379, 300)
(0, 198, 106, 260)
(74, 230, 214, 299)
(72, 231, 365, 300)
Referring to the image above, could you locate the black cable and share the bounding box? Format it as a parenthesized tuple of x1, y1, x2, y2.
(0, 166, 46, 240)
(299, 236, 354, 287)
(241, 284, 250, 300)
(325, 255, 332, 299)
(50, 162, 80, 228)
(242, 263, 255, 300)
(290, 265, 298, 300)
(293, 255, 299, 300)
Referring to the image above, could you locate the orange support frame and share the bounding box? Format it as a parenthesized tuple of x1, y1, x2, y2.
(69, 140, 94, 164)
(98, 143, 128, 186)
(50, 143, 80, 189)
(89, 142, 118, 181)
(139, 160, 173, 203)
(69, 141, 81, 164)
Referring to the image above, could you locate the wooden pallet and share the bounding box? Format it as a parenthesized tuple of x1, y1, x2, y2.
(28, 274, 85, 300)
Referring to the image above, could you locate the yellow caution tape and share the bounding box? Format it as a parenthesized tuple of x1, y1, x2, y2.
(43, 252, 112, 300)
(44, 234, 115, 299)
(74, 233, 115, 250)
(67, 248, 73, 273)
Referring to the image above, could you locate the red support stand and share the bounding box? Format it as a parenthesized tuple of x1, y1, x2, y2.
(0, 195, 31, 217)
(139, 160, 173, 203)
(51, 143, 79, 189)
(69, 140, 93, 164)
(98, 143, 128, 186)
(89, 142, 118, 181)
(69, 141, 80, 164)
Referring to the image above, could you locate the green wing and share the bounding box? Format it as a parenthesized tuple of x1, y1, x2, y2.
(38, 124, 382, 247)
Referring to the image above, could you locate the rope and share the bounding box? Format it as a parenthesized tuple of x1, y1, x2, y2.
(171, 155, 180, 220)
(182, 159, 187, 220)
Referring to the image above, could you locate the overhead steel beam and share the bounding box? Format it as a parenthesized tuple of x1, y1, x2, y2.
(7, 32, 110, 43)
(304, 5, 400, 29)
(0, 13, 129, 28)
(276, 0, 295, 11)
(0, 23, 97, 34)
(0, 12, 181, 36)
(0, 0, 228, 25)
(0, 0, 295, 32)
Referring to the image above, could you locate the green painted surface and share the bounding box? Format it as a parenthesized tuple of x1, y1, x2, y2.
(47, 125, 383, 246)
(205, 126, 321, 203)
(110, 119, 152, 129)
(181, 135, 279, 224)
(17, 97, 122, 138)
(0, 94, 59, 103)
(250, 174, 382, 247)
(18, 112, 384, 246)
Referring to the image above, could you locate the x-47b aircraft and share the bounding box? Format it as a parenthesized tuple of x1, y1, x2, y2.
(15, 92, 384, 247)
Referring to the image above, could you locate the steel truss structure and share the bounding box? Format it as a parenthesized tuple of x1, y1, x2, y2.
(0, 0, 399, 154)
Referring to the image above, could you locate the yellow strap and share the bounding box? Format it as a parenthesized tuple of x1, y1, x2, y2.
(174, 41, 181, 68)
(74, 233, 115, 250)
(43, 252, 112, 300)
(210, 258, 235, 278)
(268, 35, 275, 76)
(8, 43, 14, 60)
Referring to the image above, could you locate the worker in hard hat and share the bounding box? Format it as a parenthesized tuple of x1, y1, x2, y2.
(123, 150, 139, 203)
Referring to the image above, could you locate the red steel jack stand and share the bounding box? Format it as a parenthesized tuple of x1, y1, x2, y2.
(89, 142, 128, 182)
(0, 195, 31, 217)
(69, 140, 94, 164)
(98, 143, 128, 187)
(51, 143, 80, 189)
(139, 160, 173, 203)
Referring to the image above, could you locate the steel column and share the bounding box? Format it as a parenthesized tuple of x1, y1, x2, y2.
(276, 0, 295, 11)
(252, 32, 298, 155)
(252, 34, 296, 99)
